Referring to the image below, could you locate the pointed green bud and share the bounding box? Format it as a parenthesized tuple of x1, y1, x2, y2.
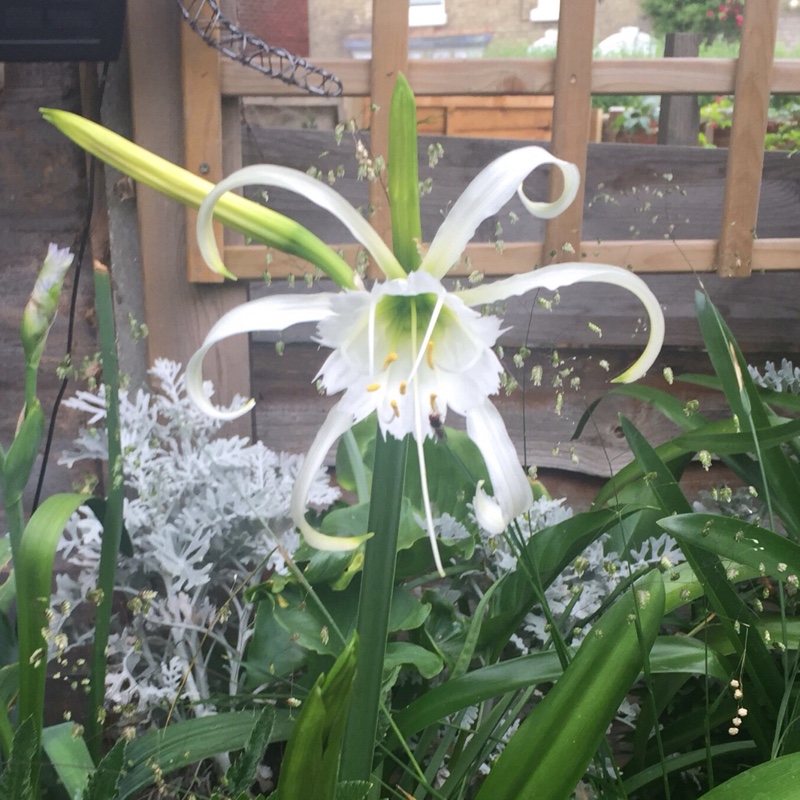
(388, 74, 423, 272)
(20, 243, 74, 371)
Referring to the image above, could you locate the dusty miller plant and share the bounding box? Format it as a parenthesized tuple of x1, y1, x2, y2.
(52, 359, 339, 727)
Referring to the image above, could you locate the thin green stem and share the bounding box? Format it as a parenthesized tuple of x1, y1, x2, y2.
(340, 429, 408, 782)
(85, 264, 125, 763)
(23, 364, 37, 418)
(343, 428, 370, 504)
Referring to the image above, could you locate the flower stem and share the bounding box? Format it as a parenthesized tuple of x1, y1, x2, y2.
(340, 428, 409, 783)
(85, 262, 125, 763)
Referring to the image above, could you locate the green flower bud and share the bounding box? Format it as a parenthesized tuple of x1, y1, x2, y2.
(20, 243, 74, 371)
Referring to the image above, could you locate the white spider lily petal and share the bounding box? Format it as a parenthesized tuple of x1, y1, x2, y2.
(197, 165, 406, 280)
(291, 402, 373, 551)
(467, 400, 534, 534)
(186, 293, 335, 421)
(187, 147, 664, 573)
(420, 146, 580, 279)
(456, 262, 665, 383)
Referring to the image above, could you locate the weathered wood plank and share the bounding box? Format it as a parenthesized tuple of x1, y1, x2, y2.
(367, 0, 409, 273)
(181, 1, 226, 283)
(238, 128, 800, 250)
(717, 2, 779, 277)
(224, 238, 800, 281)
(544, 0, 595, 259)
(657, 33, 703, 147)
(0, 64, 99, 520)
(245, 269, 800, 351)
(221, 58, 800, 98)
(127, 0, 251, 434)
(246, 344, 794, 486)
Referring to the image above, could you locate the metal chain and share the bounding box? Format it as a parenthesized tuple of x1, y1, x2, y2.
(175, 0, 343, 97)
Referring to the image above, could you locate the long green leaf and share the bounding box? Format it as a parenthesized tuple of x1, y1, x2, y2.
(697, 751, 800, 799)
(225, 707, 276, 796)
(473, 570, 664, 800)
(86, 263, 125, 762)
(118, 711, 291, 800)
(275, 636, 359, 800)
(2, 400, 44, 506)
(623, 741, 757, 794)
(0, 717, 36, 800)
(15, 491, 89, 787)
(480, 508, 634, 657)
(388, 73, 422, 272)
(83, 739, 127, 800)
(660, 513, 800, 583)
(0, 535, 14, 613)
(621, 415, 781, 756)
(394, 634, 726, 739)
(41, 723, 95, 800)
(695, 290, 800, 539)
(341, 431, 408, 782)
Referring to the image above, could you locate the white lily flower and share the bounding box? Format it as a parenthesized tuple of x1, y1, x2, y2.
(187, 148, 665, 576)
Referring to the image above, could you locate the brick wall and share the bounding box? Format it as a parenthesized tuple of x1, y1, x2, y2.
(237, 0, 310, 55)
(307, 0, 651, 59)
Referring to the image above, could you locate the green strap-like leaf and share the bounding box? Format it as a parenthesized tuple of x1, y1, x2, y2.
(83, 739, 128, 800)
(225, 706, 276, 796)
(394, 633, 715, 741)
(118, 711, 292, 800)
(2, 400, 44, 507)
(660, 513, 800, 583)
(621, 415, 781, 757)
(388, 73, 422, 272)
(0, 717, 36, 800)
(275, 636, 359, 800)
(697, 751, 800, 799)
(473, 570, 665, 800)
(15, 491, 90, 784)
(41, 722, 95, 800)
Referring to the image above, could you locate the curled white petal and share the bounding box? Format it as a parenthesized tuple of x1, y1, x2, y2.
(197, 165, 406, 280)
(456, 262, 665, 383)
(420, 146, 580, 280)
(466, 399, 533, 535)
(186, 293, 335, 421)
(291, 402, 372, 551)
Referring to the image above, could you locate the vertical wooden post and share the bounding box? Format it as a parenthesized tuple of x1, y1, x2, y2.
(181, 4, 226, 283)
(658, 32, 703, 146)
(368, 0, 409, 273)
(127, 0, 252, 436)
(543, 0, 595, 262)
(717, 1, 778, 277)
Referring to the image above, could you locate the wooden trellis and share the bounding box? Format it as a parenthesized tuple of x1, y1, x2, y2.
(177, 0, 794, 283)
(123, 0, 797, 445)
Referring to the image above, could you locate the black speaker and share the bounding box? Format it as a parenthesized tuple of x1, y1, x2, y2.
(0, 0, 126, 61)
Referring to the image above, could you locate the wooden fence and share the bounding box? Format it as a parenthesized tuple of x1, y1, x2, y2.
(176, 0, 796, 285)
(121, 0, 799, 465)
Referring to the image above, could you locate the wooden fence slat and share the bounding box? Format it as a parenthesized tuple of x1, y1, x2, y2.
(128, 0, 251, 435)
(717, 1, 779, 277)
(181, 5, 225, 283)
(367, 0, 409, 273)
(221, 58, 800, 99)
(543, 0, 596, 260)
(222, 237, 800, 280)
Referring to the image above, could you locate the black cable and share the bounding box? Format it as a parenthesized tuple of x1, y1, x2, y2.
(32, 61, 110, 512)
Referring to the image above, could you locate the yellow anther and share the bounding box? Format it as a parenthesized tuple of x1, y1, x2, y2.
(399, 381, 407, 395)
(390, 400, 400, 418)
(430, 393, 438, 411)
(426, 341, 435, 369)
(383, 352, 398, 370)
(366, 382, 381, 392)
